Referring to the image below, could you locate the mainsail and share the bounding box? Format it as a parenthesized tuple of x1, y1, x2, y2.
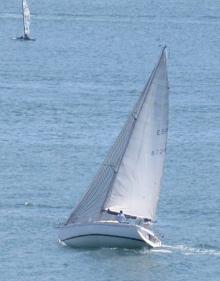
(67, 47, 169, 224)
(22, 0, 31, 37)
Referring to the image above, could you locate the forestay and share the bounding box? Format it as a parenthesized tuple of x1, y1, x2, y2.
(23, 0, 31, 37)
(66, 47, 169, 224)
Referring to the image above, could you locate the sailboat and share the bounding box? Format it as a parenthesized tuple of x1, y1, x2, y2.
(16, 0, 34, 40)
(59, 47, 169, 249)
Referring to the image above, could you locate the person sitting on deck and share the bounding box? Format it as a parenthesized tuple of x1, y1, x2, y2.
(116, 210, 126, 223)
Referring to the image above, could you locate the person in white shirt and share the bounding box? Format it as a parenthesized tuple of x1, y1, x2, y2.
(116, 210, 126, 223)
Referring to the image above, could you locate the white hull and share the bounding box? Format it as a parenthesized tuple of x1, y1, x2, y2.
(58, 221, 161, 249)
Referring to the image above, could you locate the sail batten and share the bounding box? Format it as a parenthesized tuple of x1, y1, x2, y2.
(66, 47, 169, 225)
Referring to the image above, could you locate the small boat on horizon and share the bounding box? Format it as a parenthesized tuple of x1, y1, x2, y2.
(59, 47, 169, 249)
(15, 0, 35, 41)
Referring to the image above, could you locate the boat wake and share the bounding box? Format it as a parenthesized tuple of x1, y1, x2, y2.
(151, 248, 172, 254)
(154, 244, 220, 257)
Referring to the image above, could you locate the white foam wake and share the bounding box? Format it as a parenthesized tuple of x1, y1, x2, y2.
(161, 244, 220, 257)
(151, 248, 172, 254)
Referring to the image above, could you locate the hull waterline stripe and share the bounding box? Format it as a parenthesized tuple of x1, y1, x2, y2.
(62, 233, 146, 243)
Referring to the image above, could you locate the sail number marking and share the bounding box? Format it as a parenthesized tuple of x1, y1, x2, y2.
(157, 128, 168, 135)
(151, 148, 166, 156)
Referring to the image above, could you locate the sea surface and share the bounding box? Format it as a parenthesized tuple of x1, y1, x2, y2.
(0, 1, 220, 280)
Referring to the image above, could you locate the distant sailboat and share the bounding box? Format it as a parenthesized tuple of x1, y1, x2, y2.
(16, 0, 34, 40)
(59, 47, 169, 249)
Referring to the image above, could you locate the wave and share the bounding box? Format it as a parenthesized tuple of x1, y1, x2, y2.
(0, 202, 71, 210)
(21, 202, 70, 209)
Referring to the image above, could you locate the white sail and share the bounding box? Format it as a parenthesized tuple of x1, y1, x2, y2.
(66, 47, 169, 224)
(104, 49, 169, 220)
(23, 0, 31, 37)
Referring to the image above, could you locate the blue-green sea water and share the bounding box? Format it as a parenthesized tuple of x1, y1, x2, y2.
(0, 1, 220, 280)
